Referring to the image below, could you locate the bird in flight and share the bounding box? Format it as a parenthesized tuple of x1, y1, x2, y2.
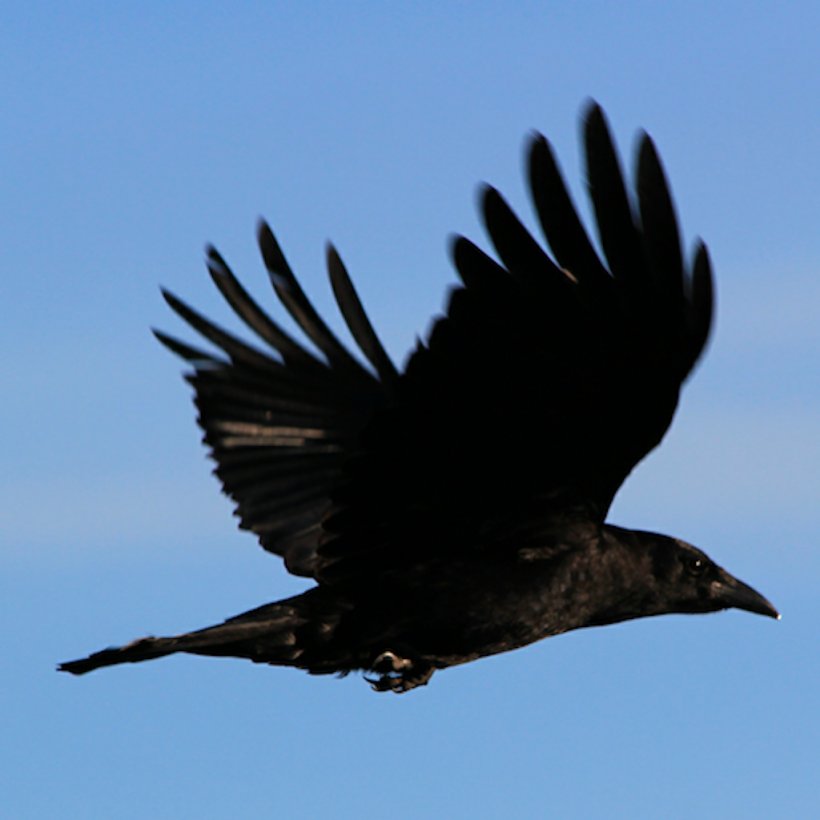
(60, 103, 778, 692)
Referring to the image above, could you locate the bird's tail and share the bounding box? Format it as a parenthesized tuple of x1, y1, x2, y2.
(58, 592, 344, 676)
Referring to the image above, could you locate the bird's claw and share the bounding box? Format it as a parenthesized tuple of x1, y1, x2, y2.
(364, 651, 433, 693)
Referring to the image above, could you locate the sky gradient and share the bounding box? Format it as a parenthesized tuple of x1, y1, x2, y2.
(3, 3, 818, 818)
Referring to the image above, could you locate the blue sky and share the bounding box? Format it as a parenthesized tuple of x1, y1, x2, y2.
(3, 3, 818, 818)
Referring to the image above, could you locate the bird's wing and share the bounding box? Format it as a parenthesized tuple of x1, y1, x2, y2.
(158, 103, 713, 586)
(156, 223, 398, 578)
(314, 103, 714, 583)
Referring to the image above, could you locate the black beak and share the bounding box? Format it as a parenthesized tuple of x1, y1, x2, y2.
(714, 570, 780, 619)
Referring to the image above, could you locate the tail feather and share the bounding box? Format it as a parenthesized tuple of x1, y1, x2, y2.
(58, 603, 312, 676)
(58, 635, 189, 675)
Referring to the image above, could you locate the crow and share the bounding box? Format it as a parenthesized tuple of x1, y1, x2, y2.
(59, 103, 778, 693)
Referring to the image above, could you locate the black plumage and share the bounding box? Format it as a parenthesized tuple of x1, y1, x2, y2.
(59, 103, 777, 692)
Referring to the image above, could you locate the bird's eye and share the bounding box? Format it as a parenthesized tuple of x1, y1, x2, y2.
(685, 556, 707, 576)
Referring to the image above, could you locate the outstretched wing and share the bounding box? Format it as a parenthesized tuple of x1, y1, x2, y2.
(316, 102, 713, 582)
(155, 222, 398, 578)
(158, 103, 713, 587)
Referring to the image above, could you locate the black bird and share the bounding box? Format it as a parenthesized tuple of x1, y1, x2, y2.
(60, 103, 778, 692)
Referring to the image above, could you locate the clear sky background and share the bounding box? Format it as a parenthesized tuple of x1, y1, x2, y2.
(3, 3, 818, 818)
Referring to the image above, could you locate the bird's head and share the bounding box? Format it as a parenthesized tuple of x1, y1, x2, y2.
(632, 531, 780, 620)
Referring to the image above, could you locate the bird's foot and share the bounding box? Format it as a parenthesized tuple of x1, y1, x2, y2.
(365, 651, 433, 693)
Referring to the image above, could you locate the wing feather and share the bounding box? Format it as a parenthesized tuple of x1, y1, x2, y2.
(528, 133, 611, 288)
(205, 246, 325, 371)
(314, 102, 714, 582)
(158, 227, 393, 577)
(257, 221, 372, 378)
(583, 103, 645, 287)
(326, 244, 399, 386)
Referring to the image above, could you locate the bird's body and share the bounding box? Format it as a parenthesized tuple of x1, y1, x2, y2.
(60, 103, 777, 692)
